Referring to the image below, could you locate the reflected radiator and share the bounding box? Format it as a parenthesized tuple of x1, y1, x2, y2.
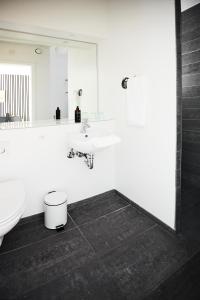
(0, 74, 30, 121)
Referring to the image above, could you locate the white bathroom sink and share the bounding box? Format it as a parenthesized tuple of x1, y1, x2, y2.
(68, 129, 121, 153)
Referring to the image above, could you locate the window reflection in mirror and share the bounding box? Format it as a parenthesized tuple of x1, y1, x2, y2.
(0, 30, 98, 123)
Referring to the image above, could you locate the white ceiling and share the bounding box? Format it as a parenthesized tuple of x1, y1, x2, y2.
(181, 0, 200, 11)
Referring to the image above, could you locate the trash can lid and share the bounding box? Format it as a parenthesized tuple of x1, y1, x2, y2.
(44, 191, 67, 206)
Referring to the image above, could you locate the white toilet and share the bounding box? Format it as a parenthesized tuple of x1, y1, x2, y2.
(0, 180, 25, 246)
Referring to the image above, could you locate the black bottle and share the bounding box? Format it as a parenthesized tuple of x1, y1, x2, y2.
(56, 107, 61, 120)
(75, 106, 81, 123)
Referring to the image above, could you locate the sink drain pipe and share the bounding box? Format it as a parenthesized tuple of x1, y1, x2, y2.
(85, 153, 94, 169)
(67, 148, 94, 169)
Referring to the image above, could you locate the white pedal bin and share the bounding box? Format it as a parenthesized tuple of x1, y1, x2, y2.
(44, 191, 67, 229)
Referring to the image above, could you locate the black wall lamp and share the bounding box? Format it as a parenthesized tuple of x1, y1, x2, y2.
(121, 77, 129, 89)
(78, 89, 83, 96)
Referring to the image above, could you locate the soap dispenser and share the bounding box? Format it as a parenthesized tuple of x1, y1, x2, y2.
(56, 107, 61, 120)
(75, 106, 81, 123)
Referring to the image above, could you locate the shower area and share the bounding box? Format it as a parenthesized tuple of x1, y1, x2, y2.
(177, 2, 200, 242)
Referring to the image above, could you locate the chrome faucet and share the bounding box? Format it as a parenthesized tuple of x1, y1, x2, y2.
(81, 118, 90, 133)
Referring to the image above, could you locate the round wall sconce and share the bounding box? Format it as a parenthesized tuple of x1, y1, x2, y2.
(35, 48, 42, 54)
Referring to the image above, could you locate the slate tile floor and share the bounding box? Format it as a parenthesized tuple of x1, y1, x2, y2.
(0, 190, 198, 300)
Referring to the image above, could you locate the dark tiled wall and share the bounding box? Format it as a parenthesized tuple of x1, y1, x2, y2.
(181, 4, 200, 224)
(175, 0, 182, 232)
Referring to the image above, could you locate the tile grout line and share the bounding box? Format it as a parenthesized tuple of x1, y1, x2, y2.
(182, 48, 200, 56)
(183, 72, 200, 77)
(182, 36, 200, 47)
(182, 59, 200, 68)
(76, 225, 97, 255)
(183, 108, 200, 110)
(182, 85, 200, 88)
(68, 203, 131, 228)
(0, 214, 78, 257)
(0, 228, 76, 257)
(182, 47, 200, 55)
(182, 95, 200, 98)
(68, 212, 97, 255)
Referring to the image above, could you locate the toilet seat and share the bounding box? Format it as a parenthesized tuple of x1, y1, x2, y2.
(0, 203, 24, 225)
(0, 180, 25, 225)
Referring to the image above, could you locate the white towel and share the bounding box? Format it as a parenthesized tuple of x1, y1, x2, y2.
(0, 90, 5, 103)
(126, 76, 147, 127)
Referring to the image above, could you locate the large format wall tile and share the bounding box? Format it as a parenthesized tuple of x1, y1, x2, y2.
(182, 74, 200, 87)
(182, 86, 200, 97)
(180, 3, 200, 239)
(182, 61, 200, 75)
(183, 107, 200, 119)
(182, 39, 200, 55)
(182, 97, 200, 108)
(182, 50, 200, 66)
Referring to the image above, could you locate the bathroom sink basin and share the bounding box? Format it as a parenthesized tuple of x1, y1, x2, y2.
(68, 129, 121, 153)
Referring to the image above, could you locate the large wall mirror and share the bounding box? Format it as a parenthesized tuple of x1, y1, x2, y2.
(0, 29, 98, 127)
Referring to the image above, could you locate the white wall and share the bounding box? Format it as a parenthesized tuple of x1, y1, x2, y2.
(0, 0, 109, 39)
(0, 0, 112, 219)
(99, 0, 177, 229)
(0, 0, 177, 229)
(0, 121, 115, 217)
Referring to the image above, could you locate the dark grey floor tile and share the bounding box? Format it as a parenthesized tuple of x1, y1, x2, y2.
(0, 228, 95, 299)
(69, 191, 129, 226)
(0, 191, 198, 300)
(98, 225, 188, 300)
(19, 212, 44, 225)
(145, 250, 200, 300)
(0, 214, 75, 255)
(79, 205, 156, 254)
(21, 259, 122, 300)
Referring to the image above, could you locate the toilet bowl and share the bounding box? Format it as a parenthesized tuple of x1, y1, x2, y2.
(0, 180, 25, 246)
